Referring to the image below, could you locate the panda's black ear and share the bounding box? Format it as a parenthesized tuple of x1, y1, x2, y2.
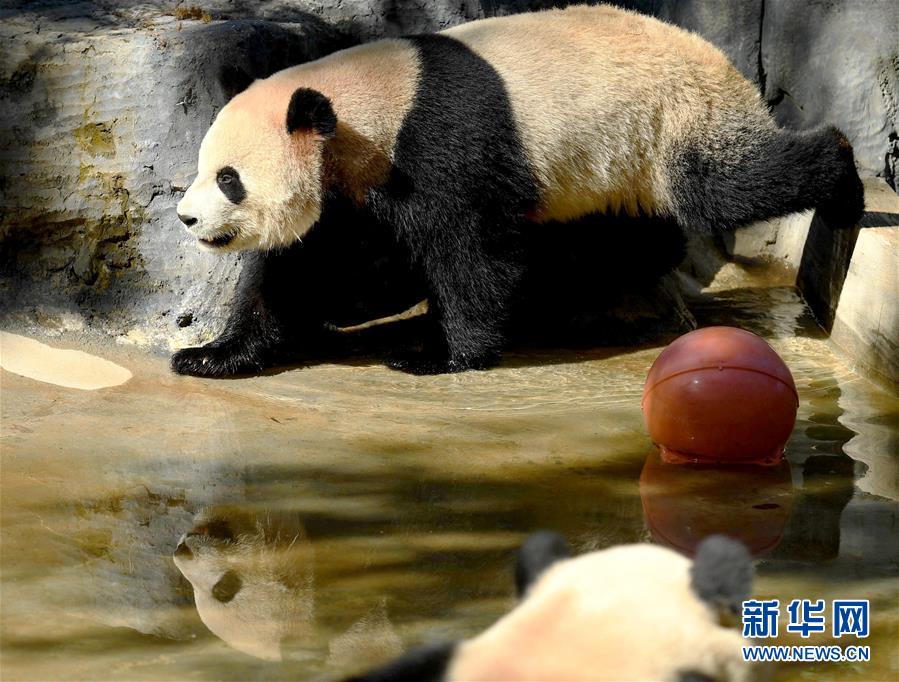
(286, 88, 337, 139)
(515, 531, 571, 598)
(690, 535, 753, 618)
(219, 64, 255, 101)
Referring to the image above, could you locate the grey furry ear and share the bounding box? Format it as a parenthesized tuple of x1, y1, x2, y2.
(219, 64, 255, 101)
(690, 535, 753, 617)
(515, 531, 571, 597)
(286, 87, 337, 138)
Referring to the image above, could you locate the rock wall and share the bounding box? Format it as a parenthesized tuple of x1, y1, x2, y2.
(1, 1, 896, 350)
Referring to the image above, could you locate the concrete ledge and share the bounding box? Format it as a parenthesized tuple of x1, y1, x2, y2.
(829, 181, 899, 387)
(729, 211, 813, 271)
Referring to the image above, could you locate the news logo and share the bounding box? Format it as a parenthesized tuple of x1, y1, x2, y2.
(741, 598, 872, 664)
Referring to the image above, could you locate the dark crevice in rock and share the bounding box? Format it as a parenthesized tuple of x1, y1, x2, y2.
(757, 0, 766, 95)
(767, 87, 804, 112)
(885, 132, 898, 191)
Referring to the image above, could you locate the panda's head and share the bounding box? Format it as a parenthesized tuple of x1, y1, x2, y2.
(350, 533, 754, 682)
(172, 506, 314, 661)
(176, 80, 336, 252)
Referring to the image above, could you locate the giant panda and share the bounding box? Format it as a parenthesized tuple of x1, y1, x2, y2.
(351, 532, 755, 682)
(173, 4, 864, 377)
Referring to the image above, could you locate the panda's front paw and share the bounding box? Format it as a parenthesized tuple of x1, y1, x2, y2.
(385, 349, 497, 375)
(171, 342, 264, 378)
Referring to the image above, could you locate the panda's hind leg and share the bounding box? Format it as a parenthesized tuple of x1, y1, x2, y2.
(670, 125, 864, 232)
(385, 216, 523, 375)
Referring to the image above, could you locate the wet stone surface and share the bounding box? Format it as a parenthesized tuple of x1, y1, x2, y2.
(1, 268, 897, 680)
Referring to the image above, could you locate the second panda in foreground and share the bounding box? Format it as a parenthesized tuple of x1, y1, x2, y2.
(173, 4, 864, 376)
(350, 532, 755, 681)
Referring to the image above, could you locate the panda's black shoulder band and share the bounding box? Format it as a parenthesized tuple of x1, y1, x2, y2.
(286, 87, 337, 138)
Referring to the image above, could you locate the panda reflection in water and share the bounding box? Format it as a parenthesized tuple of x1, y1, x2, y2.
(173, 507, 316, 661)
(173, 507, 402, 668)
(174, 4, 864, 376)
(352, 532, 755, 682)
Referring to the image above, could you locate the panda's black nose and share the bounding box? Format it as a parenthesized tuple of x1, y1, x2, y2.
(174, 540, 193, 559)
(178, 213, 197, 227)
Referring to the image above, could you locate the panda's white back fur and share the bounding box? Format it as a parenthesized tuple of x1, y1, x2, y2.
(449, 544, 749, 681)
(446, 4, 771, 222)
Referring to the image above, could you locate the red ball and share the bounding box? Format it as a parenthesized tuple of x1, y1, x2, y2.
(642, 327, 798, 465)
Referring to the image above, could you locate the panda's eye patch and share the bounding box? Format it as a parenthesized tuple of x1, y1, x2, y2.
(211, 570, 243, 603)
(188, 518, 234, 543)
(204, 518, 234, 542)
(216, 166, 246, 205)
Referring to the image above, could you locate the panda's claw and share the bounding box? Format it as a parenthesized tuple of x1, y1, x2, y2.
(170, 343, 263, 378)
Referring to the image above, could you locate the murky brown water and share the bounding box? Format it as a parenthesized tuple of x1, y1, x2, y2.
(1, 270, 897, 681)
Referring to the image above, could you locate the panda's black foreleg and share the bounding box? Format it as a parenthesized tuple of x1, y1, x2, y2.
(169, 302, 291, 377)
(171, 251, 288, 378)
(386, 217, 522, 375)
(171, 245, 326, 378)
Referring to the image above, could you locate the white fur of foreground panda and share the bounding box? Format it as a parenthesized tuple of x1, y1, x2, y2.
(352, 533, 753, 682)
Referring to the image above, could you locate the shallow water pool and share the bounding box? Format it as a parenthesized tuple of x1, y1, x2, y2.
(1, 272, 896, 680)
